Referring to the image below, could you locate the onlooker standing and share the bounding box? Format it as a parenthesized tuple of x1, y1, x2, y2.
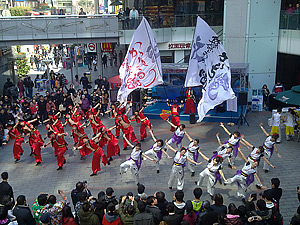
(13, 195, 36, 225)
(79, 8, 86, 15)
(80, 95, 90, 114)
(3, 78, 13, 97)
(17, 78, 25, 98)
(102, 203, 122, 225)
(129, 6, 139, 29)
(118, 8, 125, 30)
(272, 81, 285, 94)
(30, 55, 34, 69)
(102, 54, 108, 69)
(25, 77, 34, 99)
(78, 202, 100, 225)
(133, 201, 154, 225)
(73, 75, 80, 91)
(61, 205, 77, 225)
(38, 96, 47, 123)
(119, 51, 124, 65)
(80, 74, 89, 90)
(262, 84, 270, 110)
(34, 75, 40, 88)
(0, 172, 14, 203)
(32, 194, 48, 225)
(95, 75, 103, 89)
(210, 193, 227, 214)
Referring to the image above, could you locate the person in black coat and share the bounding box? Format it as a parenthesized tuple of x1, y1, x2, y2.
(162, 202, 182, 225)
(133, 201, 154, 225)
(13, 195, 35, 225)
(270, 178, 282, 204)
(145, 196, 162, 225)
(155, 192, 168, 217)
(0, 172, 14, 203)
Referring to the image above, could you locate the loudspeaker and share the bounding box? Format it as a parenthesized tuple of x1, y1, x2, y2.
(110, 90, 118, 102)
(190, 113, 196, 124)
(238, 92, 248, 106)
(131, 90, 140, 103)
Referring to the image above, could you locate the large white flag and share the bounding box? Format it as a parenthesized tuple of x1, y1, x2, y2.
(117, 17, 163, 103)
(185, 16, 235, 122)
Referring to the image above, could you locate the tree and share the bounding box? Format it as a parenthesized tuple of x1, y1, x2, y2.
(9, 6, 31, 16)
(78, 0, 94, 12)
(16, 58, 30, 77)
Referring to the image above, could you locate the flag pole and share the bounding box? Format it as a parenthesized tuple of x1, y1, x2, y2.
(143, 17, 168, 100)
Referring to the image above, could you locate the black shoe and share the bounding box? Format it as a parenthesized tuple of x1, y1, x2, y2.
(194, 181, 198, 185)
(256, 184, 262, 189)
(137, 183, 140, 186)
(30, 152, 33, 156)
(117, 152, 121, 156)
(169, 187, 172, 190)
(55, 155, 58, 157)
(90, 173, 97, 176)
(140, 139, 144, 142)
(219, 179, 222, 185)
(264, 170, 269, 173)
(20, 153, 23, 156)
(80, 157, 85, 160)
(116, 136, 119, 138)
(157, 170, 160, 173)
(107, 161, 111, 165)
(57, 167, 63, 170)
(109, 157, 113, 162)
(63, 159, 66, 164)
(210, 195, 214, 201)
(35, 162, 41, 166)
(123, 147, 128, 150)
(15, 159, 20, 163)
(191, 172, 195, 177)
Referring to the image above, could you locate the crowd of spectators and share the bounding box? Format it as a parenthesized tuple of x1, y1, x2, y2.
(0, 171, 300, 225)
(0, 73, 110, 147)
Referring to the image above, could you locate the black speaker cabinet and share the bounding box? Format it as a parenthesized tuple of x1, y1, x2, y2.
(238, 92, 248, 106)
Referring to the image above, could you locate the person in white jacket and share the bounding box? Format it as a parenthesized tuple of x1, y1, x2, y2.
(129, 6, 139, 29)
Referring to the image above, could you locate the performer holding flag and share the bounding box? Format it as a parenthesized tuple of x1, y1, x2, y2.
(184, 16, 235, 122)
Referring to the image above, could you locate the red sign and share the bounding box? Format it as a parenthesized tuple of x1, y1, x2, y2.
(88, 43, 96, 52)
(102, 43, 112, 52)
(168, 43, 191, 49)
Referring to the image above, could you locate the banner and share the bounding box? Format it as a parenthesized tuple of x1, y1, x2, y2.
(185, 16, 235, 122)
(36, 79, 50, 94)
(117, 17, 163, 103)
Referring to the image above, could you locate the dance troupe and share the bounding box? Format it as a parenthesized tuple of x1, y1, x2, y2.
(6, 99, 282, 199)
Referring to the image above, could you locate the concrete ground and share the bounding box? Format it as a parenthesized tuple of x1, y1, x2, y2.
(1, 58, 299, 224)
(1, 108, 299, 224)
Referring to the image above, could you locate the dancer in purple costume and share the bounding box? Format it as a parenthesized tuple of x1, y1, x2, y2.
(166, 143, 201, 191)
(185, 132, 201, 177)
(120, 135, 156, 185)
(195, 152, 227, 199)
(143, 129, 172, 173)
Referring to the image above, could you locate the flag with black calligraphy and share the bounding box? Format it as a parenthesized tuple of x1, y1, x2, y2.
(185, 16, 235, 122)
(117, 17, 163, 103)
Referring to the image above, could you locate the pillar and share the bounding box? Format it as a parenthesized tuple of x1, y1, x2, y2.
(223, 0, 281, 94)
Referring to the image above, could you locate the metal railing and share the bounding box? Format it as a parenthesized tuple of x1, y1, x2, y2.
(280, 10, 300, 30)
(118, 13, 223, 30)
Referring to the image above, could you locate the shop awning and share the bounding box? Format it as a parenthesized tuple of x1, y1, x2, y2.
(274, 85, 300, 106)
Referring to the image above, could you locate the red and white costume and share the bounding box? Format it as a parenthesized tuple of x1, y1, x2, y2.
(184, 89, 196, 114)
(9, 128, 24, 161)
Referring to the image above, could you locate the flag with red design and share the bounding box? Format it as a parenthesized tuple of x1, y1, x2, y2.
(117, 17, 163, 103)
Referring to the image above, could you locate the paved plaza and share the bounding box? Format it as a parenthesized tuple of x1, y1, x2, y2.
(0, 108, 299, 223)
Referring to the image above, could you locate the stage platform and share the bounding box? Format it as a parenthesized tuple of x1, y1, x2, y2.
(143, 102, 248, 123)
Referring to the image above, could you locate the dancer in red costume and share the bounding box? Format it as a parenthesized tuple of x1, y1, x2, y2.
(166, 99, 184, 132)
(24, 125, 44, 166)
(184, 87, 196, 114)
(131, 104, 152, 141)
(99, 126, 120, 161)
(104, 101, 126, 138)
(6, 121, 24, 163)
(116, 102, 138, 150)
